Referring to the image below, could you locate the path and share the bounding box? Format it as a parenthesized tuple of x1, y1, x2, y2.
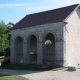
(0, 68, 80, 80)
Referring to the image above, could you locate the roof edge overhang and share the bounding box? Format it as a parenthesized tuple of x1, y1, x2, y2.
(10, 21, 67, 31)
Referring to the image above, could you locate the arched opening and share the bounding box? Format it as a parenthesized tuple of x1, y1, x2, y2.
(29, 35, 37, 64)
(44, 33, 55, 64)
(16, 36, 23, 63)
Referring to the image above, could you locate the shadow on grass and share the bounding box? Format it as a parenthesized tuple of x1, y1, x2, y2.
(0, 64, 64, 77)
(0, 64, 64, 71)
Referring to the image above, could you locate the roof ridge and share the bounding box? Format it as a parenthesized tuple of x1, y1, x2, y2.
(26, 3, 79, 16)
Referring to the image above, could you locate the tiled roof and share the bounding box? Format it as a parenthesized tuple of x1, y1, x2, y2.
(11, 4, 80, 30)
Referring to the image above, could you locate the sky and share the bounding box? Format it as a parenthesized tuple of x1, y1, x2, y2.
(0, 0, 80, 24)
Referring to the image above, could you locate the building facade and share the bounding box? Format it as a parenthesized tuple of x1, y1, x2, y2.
(10, 4, 80, 67)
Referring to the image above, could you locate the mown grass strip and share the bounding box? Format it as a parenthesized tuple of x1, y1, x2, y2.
(0, 74, 28, 80)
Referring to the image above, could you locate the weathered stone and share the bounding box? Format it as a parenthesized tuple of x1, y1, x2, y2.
(23, 43, 30, 64)
(67, 66, 76, 71)
(10, 22, 65, 66)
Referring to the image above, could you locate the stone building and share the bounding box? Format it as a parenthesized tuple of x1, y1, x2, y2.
(10, 4, 80, 67)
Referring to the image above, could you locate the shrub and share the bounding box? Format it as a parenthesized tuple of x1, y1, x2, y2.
(1, 56, 10, 66)
(4, 48, 10, 57)
(0, 52, 4, 56)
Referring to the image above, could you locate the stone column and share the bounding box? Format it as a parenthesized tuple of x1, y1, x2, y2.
(37, 42, 43, 65)
(10, 44, 17, 64)
(55, 41, 64, 66)
(23, 43, 30, 64)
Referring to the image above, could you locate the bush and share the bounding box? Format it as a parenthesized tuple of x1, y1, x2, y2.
(1, 56, 10, 66)
(5, 48, 10, 57)
(0, 52, 4, 56)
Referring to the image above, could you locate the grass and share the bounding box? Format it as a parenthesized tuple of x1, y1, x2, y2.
(0, 74, 28, 80)
(0, 64, 64, 71)
(0, 56, 4, 59)
(0, 56, 4, 62)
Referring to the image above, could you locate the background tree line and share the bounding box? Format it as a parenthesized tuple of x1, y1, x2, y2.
(0, 21, 14, 57)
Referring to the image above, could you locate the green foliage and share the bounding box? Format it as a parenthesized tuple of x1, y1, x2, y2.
(0, 21, 7, 34)
(0, 20, 14, 56)
(0, 21, 9, 54)
(7, 22, 14, 27)
(0, 34, 9, 52)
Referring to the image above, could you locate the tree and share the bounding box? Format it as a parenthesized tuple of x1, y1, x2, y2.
(0, 21, 12, 56)
(0, 21, 7, 34)
(0, 34, 9, 52)
(7, 22, 14, 28)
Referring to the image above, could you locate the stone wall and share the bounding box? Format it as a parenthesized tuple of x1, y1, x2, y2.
(65, 7, 80, 67)
(10, 22, 66, 66)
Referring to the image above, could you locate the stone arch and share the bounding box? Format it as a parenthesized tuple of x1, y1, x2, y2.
(27, 33, 38, 64)
(27, 32, 39, 43)
(42, 31, 56, 64)
(15, 35, 23, 63)
(41, 30, 57, 42)
(14, 34, 24, 44)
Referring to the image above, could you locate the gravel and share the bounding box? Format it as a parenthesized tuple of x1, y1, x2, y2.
(0, 68, 80, 80)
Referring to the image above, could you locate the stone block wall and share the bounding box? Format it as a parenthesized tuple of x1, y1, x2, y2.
(10, 22, 66, 66)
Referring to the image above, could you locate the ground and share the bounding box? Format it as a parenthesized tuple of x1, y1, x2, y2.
(0, 68, 80, 80)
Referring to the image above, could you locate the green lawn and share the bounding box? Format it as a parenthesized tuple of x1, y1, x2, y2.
(0, 56, 4, 59)
(0, 56, 4, 62)
(0, 74, 28, 80)
(0, 64, 64, 71)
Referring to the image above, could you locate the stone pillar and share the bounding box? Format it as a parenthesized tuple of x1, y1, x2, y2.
(55, 41, 64, 66)
(23, 43, 30, 64)
(63, 41, 66, 67)
(10, 44, 17, 64)
(37, 42, 43, 65)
